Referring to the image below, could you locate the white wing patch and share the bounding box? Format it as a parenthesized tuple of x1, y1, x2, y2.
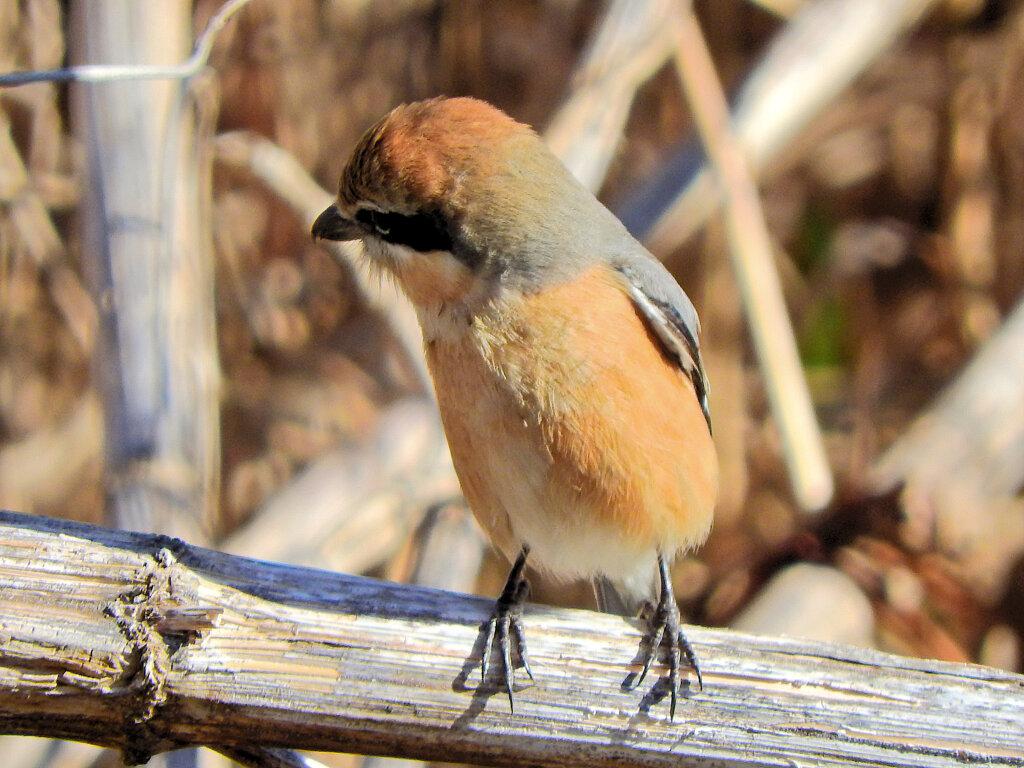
(618, 264, 712, 433)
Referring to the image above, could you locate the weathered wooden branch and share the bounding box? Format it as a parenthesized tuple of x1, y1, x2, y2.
(1, 510, 1022, 767)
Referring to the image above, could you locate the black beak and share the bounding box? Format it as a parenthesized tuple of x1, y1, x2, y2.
(312, 204, 362, 242)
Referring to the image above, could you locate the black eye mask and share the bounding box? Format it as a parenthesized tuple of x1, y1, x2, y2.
(356, 208, 453, 254)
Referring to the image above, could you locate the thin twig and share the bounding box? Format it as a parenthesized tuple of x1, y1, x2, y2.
(213, 130, 432, 393)
(639, 0, 940, 250)
(670, 3, 834, 511)
(544, 0, 677, 191)
(0, 0, 257, 87)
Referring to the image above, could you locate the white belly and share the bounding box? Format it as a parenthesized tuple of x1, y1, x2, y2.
(445, 374, 658, 597)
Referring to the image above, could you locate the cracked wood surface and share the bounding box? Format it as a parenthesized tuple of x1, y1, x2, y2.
(1, 509, 1022, 767)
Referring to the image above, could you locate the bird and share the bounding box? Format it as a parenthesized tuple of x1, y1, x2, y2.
(312, 96, 718, 718)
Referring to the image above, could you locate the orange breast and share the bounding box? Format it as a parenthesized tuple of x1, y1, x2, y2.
(425, 265, 718, 583)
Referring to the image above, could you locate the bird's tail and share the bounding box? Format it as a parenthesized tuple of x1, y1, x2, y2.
(592, 575, 650, 617)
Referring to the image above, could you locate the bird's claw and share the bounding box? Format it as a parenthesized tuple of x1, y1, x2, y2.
(481, 549, 533, 711)
(631, 556, 702, 720)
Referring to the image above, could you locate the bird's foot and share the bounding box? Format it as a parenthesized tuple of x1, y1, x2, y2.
(631, 555, 702, 720)
(481, 548, 534, 712)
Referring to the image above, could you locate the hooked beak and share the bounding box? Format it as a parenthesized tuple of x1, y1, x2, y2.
(312, 204, 362, 242)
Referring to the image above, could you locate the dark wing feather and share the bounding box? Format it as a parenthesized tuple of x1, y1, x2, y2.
(614, 254, 712, 434)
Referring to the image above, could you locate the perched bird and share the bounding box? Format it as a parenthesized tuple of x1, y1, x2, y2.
(313, 97, 717, 717)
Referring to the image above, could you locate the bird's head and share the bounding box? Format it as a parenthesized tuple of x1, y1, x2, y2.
(312, 97, 626, 311)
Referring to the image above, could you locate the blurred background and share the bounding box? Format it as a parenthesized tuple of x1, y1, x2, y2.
(2, 0, 1024, 766)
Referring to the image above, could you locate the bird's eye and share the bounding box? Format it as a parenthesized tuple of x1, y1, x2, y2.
(355, 208, 453, 253)
(368, 211, 389, 236)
